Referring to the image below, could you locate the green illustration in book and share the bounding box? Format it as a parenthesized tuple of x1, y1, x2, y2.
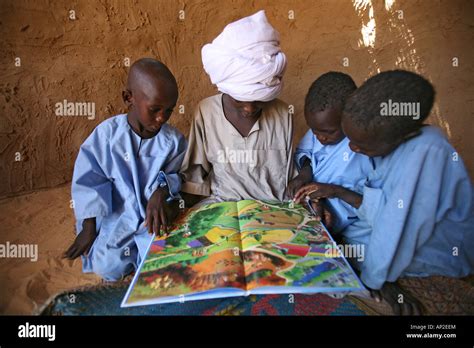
(122, 200, 364, 306)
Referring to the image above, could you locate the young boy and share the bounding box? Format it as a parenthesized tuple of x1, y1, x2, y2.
(288, 72, 371, 233)
(64, 58, 187, 281)
(297, 70, 473, 314)
(180, 11, 295, 205)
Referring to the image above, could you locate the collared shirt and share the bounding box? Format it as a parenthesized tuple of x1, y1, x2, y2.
(72, 114, 187, 249)
(295, 131, 372, 232)
(343, 126, 474, 289)
(180, 94, 296, 201)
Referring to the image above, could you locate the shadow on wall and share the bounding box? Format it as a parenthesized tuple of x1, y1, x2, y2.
(352, 0, 452, 137)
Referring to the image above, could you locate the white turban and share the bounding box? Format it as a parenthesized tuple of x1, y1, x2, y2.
(201, 10, 287, 102)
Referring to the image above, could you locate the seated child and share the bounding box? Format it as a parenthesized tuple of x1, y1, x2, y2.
(288, 72, 372, 233)
(300, 70, 473, 314)
(64, 58, 187, 281)
(180, 11, 296, 205)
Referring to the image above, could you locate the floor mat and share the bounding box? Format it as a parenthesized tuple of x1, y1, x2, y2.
(40, 275, 474, 316)
(40, 281, 366, 316)
(349, 276, 474, 315)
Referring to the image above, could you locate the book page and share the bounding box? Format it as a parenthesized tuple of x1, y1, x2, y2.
(237, 200, 362, 292)
(123, 201, 246, 306)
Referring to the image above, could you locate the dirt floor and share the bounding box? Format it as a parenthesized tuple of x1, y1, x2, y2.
(0, 185, 101, 314)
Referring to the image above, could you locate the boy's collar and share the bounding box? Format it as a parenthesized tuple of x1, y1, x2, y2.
(126, 114, 163, 139)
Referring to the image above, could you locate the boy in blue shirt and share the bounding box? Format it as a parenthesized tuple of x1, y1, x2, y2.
(288, 72, 371, 233)
(63, 58, 187, 281)
(296, 70, 473, 314)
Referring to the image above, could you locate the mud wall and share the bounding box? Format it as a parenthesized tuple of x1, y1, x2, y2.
(1, 0, 473, 198)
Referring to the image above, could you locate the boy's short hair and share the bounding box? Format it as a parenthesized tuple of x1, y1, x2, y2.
(343, 70, 435, 143)
(305, 72, 357, 113)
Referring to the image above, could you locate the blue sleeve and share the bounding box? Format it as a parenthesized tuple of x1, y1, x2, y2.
(71, 128, 113, 230)
(151, 133, 188, 200)
(294, 130, 314, 170)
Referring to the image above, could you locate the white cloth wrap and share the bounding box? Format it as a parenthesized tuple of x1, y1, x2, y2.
(201, 10, 287, 102)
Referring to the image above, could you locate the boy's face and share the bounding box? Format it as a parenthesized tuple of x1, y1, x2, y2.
(341, 115, 400, 157)
(305, 107, 345, 145)
(226, 95, 266, 119)
(123, 77, 178, 136)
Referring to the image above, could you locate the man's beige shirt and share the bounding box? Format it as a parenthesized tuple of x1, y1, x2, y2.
(180, 94, 296, 201)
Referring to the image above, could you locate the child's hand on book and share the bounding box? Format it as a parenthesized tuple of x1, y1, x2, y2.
(145, 187, 170, 236)
(321, 203, 334, 231)
(309, 199, 334, 230)
(294, 182, 339, 203)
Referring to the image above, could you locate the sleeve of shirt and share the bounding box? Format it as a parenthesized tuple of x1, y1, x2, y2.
(71, 127, 113, 230)
(150, 131, 188, 200)
(180, 105, 212, 196)
(294, 130, 314, 170)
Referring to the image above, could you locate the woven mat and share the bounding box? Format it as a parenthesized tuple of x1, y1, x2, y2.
(349, 276, 474, 315)
(39, 281, 365, 316)
(39, 275, 474, 316)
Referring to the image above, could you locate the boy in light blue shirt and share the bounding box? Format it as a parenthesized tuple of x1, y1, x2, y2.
(288, 72, 371, 233)
(64, 58, 187, 281)
(297, 70, 473, 314)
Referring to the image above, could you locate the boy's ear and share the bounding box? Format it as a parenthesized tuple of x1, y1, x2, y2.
(122, 89, 133, 109)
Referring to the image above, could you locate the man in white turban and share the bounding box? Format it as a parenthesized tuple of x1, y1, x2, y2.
(201, 10, 287, 102)
(181, 10, 296, 205)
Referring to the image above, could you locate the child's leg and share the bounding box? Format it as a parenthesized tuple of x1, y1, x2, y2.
(82, 233, 139, 281)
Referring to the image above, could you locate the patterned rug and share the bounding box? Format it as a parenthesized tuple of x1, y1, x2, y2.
(39, 281, 365, 316)
(349, 276, 474, 315)
(40, 275, 474, 316)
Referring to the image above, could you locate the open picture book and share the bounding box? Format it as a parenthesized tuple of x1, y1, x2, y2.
(121, 199, 364, 307)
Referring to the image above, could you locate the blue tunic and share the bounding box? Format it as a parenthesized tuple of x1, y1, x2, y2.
(343, 126, 474, 289)
(72, 114, 187, 281)
(295, 130, 372, 233)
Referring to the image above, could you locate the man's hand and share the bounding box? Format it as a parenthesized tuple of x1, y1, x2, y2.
(370, 281, 423, 315)
(287, 159, 312, 198)
(144, 187, 170, 236)
(294, 182, 339, 203)
(287, 173, 311, 199)
(180, 192, 206, 208)
(63, 218, 97, 260)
